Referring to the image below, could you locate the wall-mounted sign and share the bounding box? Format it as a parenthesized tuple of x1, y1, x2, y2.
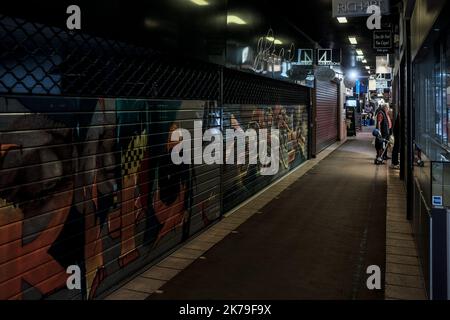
(373, 29, 393, 53)
(332, 0, 390, 17)
(432, 195, 443, 207)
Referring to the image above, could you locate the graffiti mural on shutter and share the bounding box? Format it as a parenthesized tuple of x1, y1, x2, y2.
(0, 97, 220, 299)
(222, 104, 309, 212)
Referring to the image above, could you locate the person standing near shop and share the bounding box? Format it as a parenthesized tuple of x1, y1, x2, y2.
(375, 103, 392, 161)
(391, 111, 400, 169)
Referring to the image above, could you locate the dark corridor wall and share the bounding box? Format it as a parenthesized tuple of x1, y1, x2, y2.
(0, 97, 222, 299)
(0, 7, 310, 300)
(0, 97, 309, 299)
(222, 104, 308, 212)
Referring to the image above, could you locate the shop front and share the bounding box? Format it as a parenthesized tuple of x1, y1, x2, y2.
(410, 0, 450, 299)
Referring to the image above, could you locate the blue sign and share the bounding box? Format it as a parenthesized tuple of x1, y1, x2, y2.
(432, 196, 443, 207)
(355, 80, 361, 94)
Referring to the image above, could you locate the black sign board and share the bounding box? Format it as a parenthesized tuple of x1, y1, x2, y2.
(373, 30, 393, 53)
(346, 107, 357, 137)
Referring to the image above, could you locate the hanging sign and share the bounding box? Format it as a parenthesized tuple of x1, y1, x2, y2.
(373, 29, 393, 53)
(298, 49, 314, 66)
(292, 48, 341, 66)
(332, 0, 390, 17)
(317, 49, 341, 66)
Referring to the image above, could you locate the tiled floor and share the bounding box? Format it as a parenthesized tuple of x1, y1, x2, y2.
(384, 168, 427, 300)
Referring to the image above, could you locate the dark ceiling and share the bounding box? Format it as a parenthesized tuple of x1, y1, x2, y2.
(1, 0, 402, 79)
(274, 0, 402, 76)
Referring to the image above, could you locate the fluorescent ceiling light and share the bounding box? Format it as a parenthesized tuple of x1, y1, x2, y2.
(337, 17, 348, 23)
(266, 36, 282, 45)
(356, 49, 363, 55)
(365, 66, 370, 70)
(190, 0, 209, 5)
(348, 37, 357, 44)
(362, 59, 367, 63)
(227, 15, 247, 25)
(144, 18, 159, 28)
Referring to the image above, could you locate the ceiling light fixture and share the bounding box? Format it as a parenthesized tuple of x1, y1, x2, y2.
(356, 49, 363, 55)
(349, 70, 359, 80)
(227, 15, 247, 25)
(337, 17, 348, 23)
(362, 59, 367, 64)
(190, 0, 209, 6)
(365, 66, 370, 70)
(348, 37, 357, 44)
(266, 36, 283, 45)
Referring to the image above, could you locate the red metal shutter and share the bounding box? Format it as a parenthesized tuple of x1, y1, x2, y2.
(315, 80, 338, 153)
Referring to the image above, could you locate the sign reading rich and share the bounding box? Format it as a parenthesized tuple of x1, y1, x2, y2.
(332, 0, 390, 17)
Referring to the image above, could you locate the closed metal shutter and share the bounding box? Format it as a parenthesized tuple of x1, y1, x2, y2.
(315, 80, 338, 153)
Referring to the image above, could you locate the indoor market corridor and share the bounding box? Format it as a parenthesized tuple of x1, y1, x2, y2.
(145, 130, 387, 300)
(3, 0, 449, 306)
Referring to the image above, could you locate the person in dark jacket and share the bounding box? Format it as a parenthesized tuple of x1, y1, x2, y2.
(375, 103, 392, 162)
(391, 111, 400, 169)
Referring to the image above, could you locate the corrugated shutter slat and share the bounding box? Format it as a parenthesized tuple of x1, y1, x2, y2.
(316, 80, 338, 153)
